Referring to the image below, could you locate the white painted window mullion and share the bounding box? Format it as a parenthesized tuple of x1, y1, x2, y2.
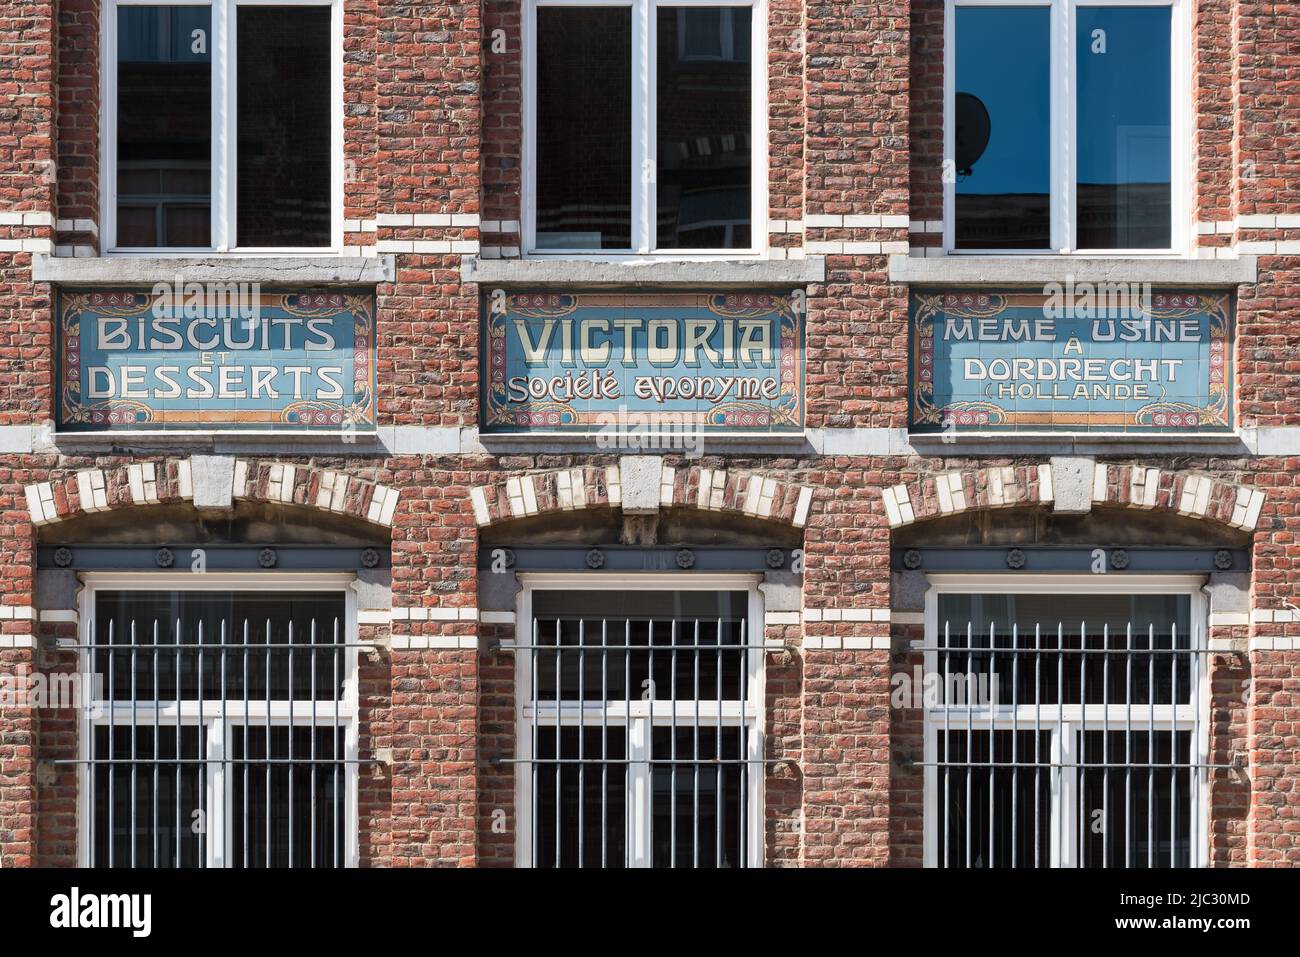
(211, 0, 232, 250)
(1048, 723, 1066, 866)
(103, 0, 120, 251)
(1052, 0, 1073, 252)
(631, 0, 653, 253)
(627, 717, 652, 867)
(330, 0, 344, 251)
(1169, 0, 1191, 256)
(205, 719, 224, 868)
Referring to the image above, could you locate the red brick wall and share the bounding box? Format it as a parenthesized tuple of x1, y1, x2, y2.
(0, 647, 37, 867)
(908, 0, 944, 233)
(477, 620, 515, 867)
(889, 629, 925, 867)
(1209, 650, 1251, 865)
(4, 447, 1298, 867)
(387, 457, 480, 864)
(0, 0, 55, 427)
(482, 0, 521, 237)
(0, 0, 1296, 868)
(1249, 649, 1300, 864)
(55, 0, 98, 252)
(343, 0, 379, 253)
(0, 458, 39, 866)
(357, 634, 393, 866)
(768, 0, 805, 225)
(1194, 0, 1233, 227)
(765, 622, 803, 865)
(31, 636, 76, 866)
(1247, 454, 1300, 864)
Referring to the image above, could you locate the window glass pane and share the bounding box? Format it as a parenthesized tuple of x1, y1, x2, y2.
(164, 205, 212, 246)
(117, 6, 211, 248)
(652, 726, 746, 868)
(92, 725, 205, 867)
(535, 727, 628, 868)
(937, 730, 1051, 868)
(532, 590, 749, 701)
(954, 7, 1050, 249)
(680, 8, 724, 58)
(231, 727, 347, 868)
(93, 591, 348, 701)
(236, 6, 332, 247)
(532, 590, 748, 620)
(1080, 731, 1193, 867)
(935, 593, 1192, 706)
(535, 7, 632, 250)
(1075, 7, 1171, 249)
(656, 7, 752, 249)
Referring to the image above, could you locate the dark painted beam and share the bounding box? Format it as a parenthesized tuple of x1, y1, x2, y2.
(891, 546, 1249, 574)
(38, 544, 389, 572)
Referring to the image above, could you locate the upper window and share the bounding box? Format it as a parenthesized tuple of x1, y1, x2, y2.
(949, 0, 1181, 253)
(109, 0, 336, 252)
(528, 0, 759, 255)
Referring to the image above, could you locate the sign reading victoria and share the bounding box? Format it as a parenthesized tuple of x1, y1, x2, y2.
(58, 288, 376, 432)
(482, 291, 803, 433)
(910, 289, 1232, 433)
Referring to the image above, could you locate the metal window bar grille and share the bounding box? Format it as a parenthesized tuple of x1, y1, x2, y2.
(510, 614, 762, 868)
(58, 613, 362, 868)
(917, 620, 1225, 868)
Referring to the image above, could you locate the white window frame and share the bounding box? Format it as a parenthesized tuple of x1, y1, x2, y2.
(74, 572, 361, 868)
(921, 573, 1211, 868)
(101, 0, 345, 255)
(513, 572, 766, 867)
(942, 0, 1191, 257)
(521, 0, 769, 260)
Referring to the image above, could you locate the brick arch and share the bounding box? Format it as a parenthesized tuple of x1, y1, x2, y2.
(469, 464, 816, 529)
(881, 462, 1266, 533)
(23, 459, 401, 529)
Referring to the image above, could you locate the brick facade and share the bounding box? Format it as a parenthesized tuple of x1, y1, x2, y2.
(0, 0, 1297, 868)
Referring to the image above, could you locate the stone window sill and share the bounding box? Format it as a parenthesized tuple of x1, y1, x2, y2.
(462, 256, 826, 286)
(888, 255, 1257, 286)
(32, 254, 396, 285)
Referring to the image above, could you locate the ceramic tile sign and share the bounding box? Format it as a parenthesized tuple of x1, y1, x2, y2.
(57, 289, 376, 433)
(482, 290, 804, 433)
(910, 289, 1232, 433)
